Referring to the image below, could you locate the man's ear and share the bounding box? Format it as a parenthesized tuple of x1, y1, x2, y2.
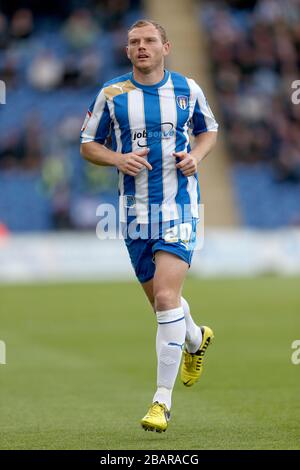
(163, 41, 171, 57)
(126, 46, 130, 60)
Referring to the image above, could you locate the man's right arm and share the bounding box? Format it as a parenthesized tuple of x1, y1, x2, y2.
(80, 141, 152, 176)
(80, 141, 121, 167)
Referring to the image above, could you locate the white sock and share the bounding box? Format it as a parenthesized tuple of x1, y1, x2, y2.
(153, 307, 186, 410)
(181, 297, 202, 353)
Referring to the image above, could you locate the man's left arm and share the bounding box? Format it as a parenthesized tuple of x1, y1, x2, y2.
(173, 131, 217, 177)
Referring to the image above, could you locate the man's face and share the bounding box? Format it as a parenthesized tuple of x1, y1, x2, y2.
(126, 24, 170, 73)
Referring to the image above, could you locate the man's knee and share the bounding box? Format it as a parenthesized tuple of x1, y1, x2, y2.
(154, 288, 180, 311)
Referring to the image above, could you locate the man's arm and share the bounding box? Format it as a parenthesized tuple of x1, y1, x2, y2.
(173, 131, 217, 177)
(190, 131, 218, 163)
(80, 88, 151, 176)
(80, 141, 121, 167)
(80, 141, 152, 176)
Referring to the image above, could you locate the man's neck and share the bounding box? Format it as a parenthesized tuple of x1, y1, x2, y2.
(132, 66, 165, 86)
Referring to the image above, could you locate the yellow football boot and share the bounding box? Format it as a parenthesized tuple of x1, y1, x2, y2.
(141, 402, 170, 433)
(181, 325, 214, 387)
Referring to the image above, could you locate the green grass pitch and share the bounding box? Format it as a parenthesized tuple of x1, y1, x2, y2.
(0, 277, 299, 450)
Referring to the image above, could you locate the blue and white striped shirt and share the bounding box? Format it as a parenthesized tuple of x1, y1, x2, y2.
(80, 70, 218, 224)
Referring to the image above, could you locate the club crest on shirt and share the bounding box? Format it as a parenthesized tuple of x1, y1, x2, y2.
(176, 95, 189, 110)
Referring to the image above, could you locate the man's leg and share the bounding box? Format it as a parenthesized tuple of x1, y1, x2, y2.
(141, 278, 155, 309)
(141, 251, 188, 432)
(181, 297, 202, 353)
(151, 251, 189, 411)
(141, 257, 213, 400)
(141, 278, 202, 352)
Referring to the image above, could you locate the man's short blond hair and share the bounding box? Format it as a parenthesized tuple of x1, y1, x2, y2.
(128, 20, 168, 44)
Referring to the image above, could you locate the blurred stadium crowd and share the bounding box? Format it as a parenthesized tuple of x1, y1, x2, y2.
(0, 0, 141, 230)
(0, 0, 300, 231)
(200, 0, 300, 226)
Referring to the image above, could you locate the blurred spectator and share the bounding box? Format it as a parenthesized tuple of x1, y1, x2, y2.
(112, 26, 131, 68)
(78, 50, 103, 87)
(276, 122, 300, 183)
(0, 57, 19, 89)
(201, 0, 300, 186)
(27, 51, 64, 90)
(0, 0, 141, 231)
(0, 113, 43, 170)
(97, 0, 130, 31)
(61, 55, 81, 88)
(0, 12, 8, 49)
(10, 9, 34, 40)
(62, 9, 100, 50)
(198, 0, 300, 228)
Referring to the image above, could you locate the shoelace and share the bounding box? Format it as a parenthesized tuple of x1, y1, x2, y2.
(149, 403, 164, 417)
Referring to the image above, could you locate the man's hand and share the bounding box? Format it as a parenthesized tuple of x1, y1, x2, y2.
(173, 151, 198, 177)
(116, 148, 152, 176)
